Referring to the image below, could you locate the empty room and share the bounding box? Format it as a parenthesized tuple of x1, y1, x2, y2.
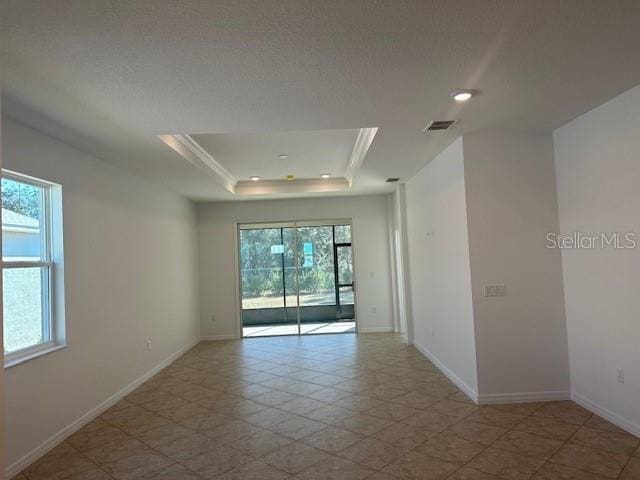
(1, 1, 639, 479)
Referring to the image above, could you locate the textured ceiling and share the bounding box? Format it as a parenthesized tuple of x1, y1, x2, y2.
(2, 0, 640, 200)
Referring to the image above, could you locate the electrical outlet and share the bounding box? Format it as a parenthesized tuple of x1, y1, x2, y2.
(484, 284, 506, 297)
(617, 368, 624, 384)
(371, 306, 377, 314)
(211, 314, 216, 323)
(146, 340, 152, 351)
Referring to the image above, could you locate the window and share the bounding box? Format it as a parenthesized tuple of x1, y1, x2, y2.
(2, 170, 65, 366)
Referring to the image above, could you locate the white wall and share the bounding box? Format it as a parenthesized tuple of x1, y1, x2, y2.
(554, 85, 640, 434)
(1, 88, 6, 480)
(404, 138, 478, 396)
(2, 117, 200, 470)
(196, 195, 394, 338)
(463, 132, 570, 400)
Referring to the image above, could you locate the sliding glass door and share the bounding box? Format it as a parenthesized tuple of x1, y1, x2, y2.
(239, 221, 355, 337)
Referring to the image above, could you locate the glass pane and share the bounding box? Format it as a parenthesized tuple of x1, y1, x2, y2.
(339, 286, 355, 306)
(240, 228, 298, 336)
(2, 177, 45, 261)
(334, 224, 351, 244)
(337, 246, 353, 285)
(3, 267, 46, 353)
(296, 226, 336, 308)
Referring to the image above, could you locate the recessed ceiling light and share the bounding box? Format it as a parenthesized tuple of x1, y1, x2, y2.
(278, 154, 289, 159)
(249, 176, 261, 181)
(450, 90, 474, 102)
(320, 173, 331, 179)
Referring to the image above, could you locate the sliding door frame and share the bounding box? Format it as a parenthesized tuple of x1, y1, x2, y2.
(237, 218, 357, 338)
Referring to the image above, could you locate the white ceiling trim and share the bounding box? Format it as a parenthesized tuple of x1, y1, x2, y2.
(345, 127, 378, 187)
(158, 133, 237, 193)
(160, 127, 377, 196)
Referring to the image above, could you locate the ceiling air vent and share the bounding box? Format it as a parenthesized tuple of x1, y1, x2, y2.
(423, 120, 457, 131)
(386, 178, 400, 183)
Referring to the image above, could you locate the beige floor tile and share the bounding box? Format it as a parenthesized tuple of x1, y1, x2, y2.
(366, 472, 403, 480)
(59, 469, 113, 480)
(14, 334, 640, 480)
(301, 426, 362, 452)
(181, 445, 254, 478)
(584, 416, 630, 435)
(252, 390, 299, 407)
(261, 442, 329, 474)
(303, 404, 353, 424)
(468, 447, 546, 480)
(243, 407, 299, 428)
(513, 416, 580, 442)
(218, 399, 268, 417)
(391, 391, 441, 410)
(373, 422, 438, 449)
(84, 437, 152, 465)
(447, 420, 508, 446)
(294, 455, 374, 480)
(332, 394, 388, 412)
(400, 410, 459, 432)
(493, 430, 565, 460)
(363, 402, 419, 422)
(466, 410, 529, 429)
(619, 457, 640, 480)
(137, 422, 193, 446)
(66, 423, 130, 453)
(213, 459, 291, 480)
(202, 419, 263, 443)
(533, 402, 592, 426)
(415, 431, 486, 464)
(570, 426, 640, 456)
(277, 396, 328, 415)
(447, 466, 505, 479)
(160, 403, 213, 423)
(381, 450, 459, 480)
(549, 444, 629, 479)
(101, 451, 175, 480)
(154, 431, 221, 462)
(304, 387, 353, 403)
(480, 403, 544, 416)
(140, 464, 204, 479)
(532, 462, 612, 480)
(179, 411, 233, 431)
(334, 412, 393, 436)
(227, 429, 294, 457)
(269, 416, 327, 440)
(338, 437, 410, 470)
(429, 399, 478, 418)
(23, 450, 98, 480)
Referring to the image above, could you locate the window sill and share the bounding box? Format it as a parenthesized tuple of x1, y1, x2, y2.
(4, 343, 66, 368)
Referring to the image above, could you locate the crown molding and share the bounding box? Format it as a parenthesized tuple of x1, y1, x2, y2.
(158, 134, 237, 193)
(345, 127, 378, 187)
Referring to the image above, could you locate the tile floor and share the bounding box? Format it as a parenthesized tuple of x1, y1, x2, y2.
(242, 322, 356, 337)
(15, 334, 640, 480)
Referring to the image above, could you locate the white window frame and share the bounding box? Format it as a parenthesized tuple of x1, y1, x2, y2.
(3, 169, 66, 367)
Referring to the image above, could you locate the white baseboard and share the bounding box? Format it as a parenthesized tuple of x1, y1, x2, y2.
(201, 334, 239, 341)
(477, 390, 570, 405)
(412, 341, 479, 403)
(571, 391, 640, 438)
(358, 326, 394, 333)
(6, 339, 200, 479)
